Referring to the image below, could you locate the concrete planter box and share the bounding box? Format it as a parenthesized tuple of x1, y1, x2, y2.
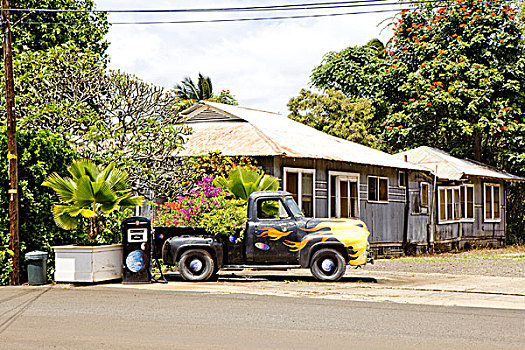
(53, 244, 123, 283)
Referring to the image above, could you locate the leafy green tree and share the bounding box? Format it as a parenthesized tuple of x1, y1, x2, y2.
(0, 128, 77, 285)
(380, 1, 525, 161)
(311, 42, 385, 100)
(8, 45, 190, 199)
(311, 1, 525, 161)
(308, 39, 389, 145)
(42, 160, 143, 243)
(308, 0, 525, 243)
(288, 89, 379, 148)
(9, 0, 109, 56)
(213, 166, 279, 200)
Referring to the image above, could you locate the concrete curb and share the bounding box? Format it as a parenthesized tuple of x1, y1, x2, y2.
(94, 269, 525, 310)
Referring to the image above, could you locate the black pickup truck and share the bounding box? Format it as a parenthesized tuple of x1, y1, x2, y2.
(154, 191, 371, 282)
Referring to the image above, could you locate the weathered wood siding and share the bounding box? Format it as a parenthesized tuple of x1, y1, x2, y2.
(256, 156, 430, 245)
(407, 172, 433, 245)
(257, 156, 506, 249)
(434, 178, 506, 243)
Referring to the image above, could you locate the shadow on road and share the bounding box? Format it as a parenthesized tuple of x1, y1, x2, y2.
(158, 272, 377, 284)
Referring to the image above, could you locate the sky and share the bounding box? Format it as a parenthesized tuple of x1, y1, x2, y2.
(95, 1, 403, 115)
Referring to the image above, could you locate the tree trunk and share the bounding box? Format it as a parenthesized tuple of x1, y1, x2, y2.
(473, 132, 482, 161)
(88, 216, 97, 243)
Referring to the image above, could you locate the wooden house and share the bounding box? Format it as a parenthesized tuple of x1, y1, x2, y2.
(179, 102, 525, 254)
(179, 101, 431, 256)
(396, 147, 525, 252)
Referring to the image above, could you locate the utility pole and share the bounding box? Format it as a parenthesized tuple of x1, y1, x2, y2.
(2, 0, 19, 286)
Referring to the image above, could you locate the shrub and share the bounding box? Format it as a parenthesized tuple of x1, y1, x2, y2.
(153, 175, 247, 241)
(0, 128, 76, 285)
(192, 151, 259, 179)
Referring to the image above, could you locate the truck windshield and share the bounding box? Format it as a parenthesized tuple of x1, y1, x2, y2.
(285, 197, 304, 217)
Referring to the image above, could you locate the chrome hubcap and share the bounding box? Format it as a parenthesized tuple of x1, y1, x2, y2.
(189, 259, 203, 272)
(321, 258, 335, 272)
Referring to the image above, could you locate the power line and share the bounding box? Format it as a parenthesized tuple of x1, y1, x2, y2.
(1, 0, 444, 14)
(13, 0, 451, 26)
(9, 0, 482, 26)
(19, 7, 410, 25)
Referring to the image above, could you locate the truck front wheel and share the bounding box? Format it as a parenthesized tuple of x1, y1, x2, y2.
(310, 248, 346, 282)
(178, 249, 215, 281)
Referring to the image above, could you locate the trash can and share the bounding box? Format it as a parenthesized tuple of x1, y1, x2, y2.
(25, 251, 48, 285)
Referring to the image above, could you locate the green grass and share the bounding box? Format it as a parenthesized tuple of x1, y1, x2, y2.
(378, 257, 458, 263)
(378, 253, 525, 263)
(461, 253, 525, 261)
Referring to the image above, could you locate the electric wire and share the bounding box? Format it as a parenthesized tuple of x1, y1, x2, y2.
(20, 8, 414, 25)
(5, 0, 456, 26)
(0, 0, 446, 14)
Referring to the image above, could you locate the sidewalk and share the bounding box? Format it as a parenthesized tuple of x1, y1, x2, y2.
(102, 267, 525, 310)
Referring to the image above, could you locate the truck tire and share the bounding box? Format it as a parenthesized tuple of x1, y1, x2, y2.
(310, 248, 346, 282)
(178, 249, 215, 281)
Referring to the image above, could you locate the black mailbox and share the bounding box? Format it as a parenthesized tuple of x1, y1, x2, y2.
(122, 216, 151, 284)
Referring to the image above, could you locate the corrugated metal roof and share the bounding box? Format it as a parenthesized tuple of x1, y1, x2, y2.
(179, 122, 282, 156)
(178, 101, 428, 171)
(395, 146, 525, 181)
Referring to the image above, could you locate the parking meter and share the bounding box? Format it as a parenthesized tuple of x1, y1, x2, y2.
(122, 216, 151, 284)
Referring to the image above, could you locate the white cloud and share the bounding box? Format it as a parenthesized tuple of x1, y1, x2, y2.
(97, 0, 398, 114)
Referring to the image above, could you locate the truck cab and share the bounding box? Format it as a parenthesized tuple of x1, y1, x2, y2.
(159, 191, 371, 282)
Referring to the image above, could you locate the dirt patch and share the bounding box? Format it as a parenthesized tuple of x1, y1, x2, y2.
(367, 245, 525, 277)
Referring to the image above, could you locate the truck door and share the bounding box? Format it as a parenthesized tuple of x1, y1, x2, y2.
(246, 197, 299, 264)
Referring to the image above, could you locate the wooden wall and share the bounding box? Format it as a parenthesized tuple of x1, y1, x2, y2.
(257, 155, 507, 250)
(433, 177, 506, 245)
(257, 156, 422, 245)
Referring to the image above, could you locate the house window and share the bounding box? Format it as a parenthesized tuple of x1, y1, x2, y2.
(439, 187, 457, 222)
(284, 168, 315, 217)
(461, 185, 474, 220)
(438, 185, 475, 223)
(420, 182, 430, 207)
(329, 172, 359, 218)
(368, 176, 388, 202)
(398, 171, 406, 188)
(484, 183, 501, 222)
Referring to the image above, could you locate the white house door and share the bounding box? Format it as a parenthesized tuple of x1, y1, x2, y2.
(330, 175, 359, 219)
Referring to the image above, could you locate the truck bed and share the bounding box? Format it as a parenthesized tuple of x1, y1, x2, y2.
(153, 226, 210, 259)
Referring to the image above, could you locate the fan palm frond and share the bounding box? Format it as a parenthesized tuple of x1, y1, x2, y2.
(68, 159, 100, 182)
(42, 173, 75, 203)
(44, 160, 143, 241)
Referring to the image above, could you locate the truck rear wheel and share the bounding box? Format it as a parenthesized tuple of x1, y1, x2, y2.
(178, 249, 215, 281)
(310, 248, 346, 282)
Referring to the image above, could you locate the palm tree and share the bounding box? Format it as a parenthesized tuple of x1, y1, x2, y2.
(42, 160, 143, 243)
(174, 73, 213, 101)
(213, 166, 279, 201)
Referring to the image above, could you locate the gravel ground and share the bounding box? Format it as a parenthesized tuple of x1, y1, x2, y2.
(366, 245, 525, 278)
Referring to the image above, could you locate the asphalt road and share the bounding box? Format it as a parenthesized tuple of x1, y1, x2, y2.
(1, 286, 524, 350)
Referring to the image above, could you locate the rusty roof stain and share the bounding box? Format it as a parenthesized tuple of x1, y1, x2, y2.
(179, 122, 282, 157)
(178, 101, 428, 171)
